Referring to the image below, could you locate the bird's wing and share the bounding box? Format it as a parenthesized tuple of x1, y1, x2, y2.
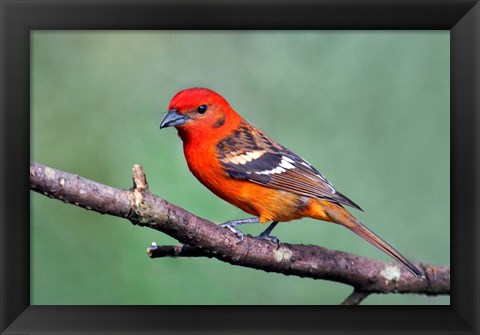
(216, 121, 362, 210)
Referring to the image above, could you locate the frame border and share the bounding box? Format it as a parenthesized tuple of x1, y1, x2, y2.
(1, 0, 478, 333)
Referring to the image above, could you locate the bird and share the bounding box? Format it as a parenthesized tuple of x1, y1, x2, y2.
(160, 87, 424, 278)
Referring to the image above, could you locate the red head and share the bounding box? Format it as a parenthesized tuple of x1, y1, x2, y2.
(160, 88, 243, 142)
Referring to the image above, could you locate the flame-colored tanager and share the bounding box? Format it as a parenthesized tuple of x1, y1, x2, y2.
(160, 87, 424, 278)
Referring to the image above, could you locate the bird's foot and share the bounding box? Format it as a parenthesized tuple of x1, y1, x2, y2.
(257, 232, 280, 249)
(255, 221, 280, 248)
(220, 218, 259, 243)
(220, 222, 245, 243)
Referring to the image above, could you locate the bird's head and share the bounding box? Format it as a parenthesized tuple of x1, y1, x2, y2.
(160, 88, 243, 141)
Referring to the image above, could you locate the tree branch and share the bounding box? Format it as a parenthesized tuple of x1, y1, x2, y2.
(30, 161, 450, 303)
(340, 290, 371, 305)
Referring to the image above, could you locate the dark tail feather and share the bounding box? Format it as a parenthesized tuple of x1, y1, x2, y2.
(327, 209, 425, 278)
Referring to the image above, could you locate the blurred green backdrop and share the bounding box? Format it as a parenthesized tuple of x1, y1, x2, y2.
(31, 31, 449, 305)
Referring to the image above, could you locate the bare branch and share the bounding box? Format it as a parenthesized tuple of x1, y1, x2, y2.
(30, 161, 450, 300)
(147, 244, 213, 258)
(340, 290, 370, 305)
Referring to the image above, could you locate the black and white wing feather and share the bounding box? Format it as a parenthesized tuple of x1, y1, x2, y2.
(216, 121, 362, 210)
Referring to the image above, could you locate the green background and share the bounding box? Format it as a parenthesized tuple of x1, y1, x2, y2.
(31, 31, 449, 305)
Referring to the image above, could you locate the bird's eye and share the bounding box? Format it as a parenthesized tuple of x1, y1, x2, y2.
(197, 105, 208, 114)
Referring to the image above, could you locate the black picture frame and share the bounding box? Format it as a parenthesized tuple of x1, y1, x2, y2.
(1, 0, 478, 333)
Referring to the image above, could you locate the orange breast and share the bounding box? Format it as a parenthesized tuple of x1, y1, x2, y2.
(183, 140, 314, 223)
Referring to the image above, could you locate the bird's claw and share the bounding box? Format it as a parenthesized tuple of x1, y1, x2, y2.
(257, 234, 280, 249)
(220, 223, 245, 243)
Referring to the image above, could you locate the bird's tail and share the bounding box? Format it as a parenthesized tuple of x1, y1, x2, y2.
(324, 205, 425, 278)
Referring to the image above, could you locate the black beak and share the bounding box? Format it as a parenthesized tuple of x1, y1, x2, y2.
(160, 109, 189, 129)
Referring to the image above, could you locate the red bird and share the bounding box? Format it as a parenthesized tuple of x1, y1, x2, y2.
(160, 87, 424, 278)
